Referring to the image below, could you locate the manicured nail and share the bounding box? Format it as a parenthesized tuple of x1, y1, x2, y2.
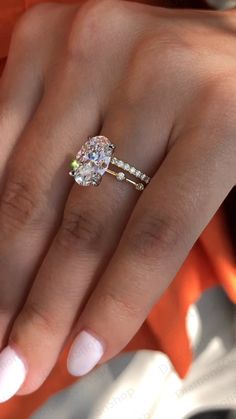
(67, 330, 105, 376)
(0, 346, 27, 403)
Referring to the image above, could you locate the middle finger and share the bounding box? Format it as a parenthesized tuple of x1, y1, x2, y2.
(0, 62, 100, 347)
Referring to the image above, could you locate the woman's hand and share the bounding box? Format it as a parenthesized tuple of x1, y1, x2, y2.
(0, 0, 235, 402)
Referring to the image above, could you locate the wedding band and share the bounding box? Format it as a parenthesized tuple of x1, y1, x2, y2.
(69, 136, 151, 191)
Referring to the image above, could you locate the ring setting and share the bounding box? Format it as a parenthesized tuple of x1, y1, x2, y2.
(69, 136, 151, 191)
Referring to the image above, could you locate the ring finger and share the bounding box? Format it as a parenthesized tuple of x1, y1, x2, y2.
(3, 91, 173, 398)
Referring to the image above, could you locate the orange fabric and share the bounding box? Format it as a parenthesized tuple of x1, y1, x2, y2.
(0, 2, 235, 418)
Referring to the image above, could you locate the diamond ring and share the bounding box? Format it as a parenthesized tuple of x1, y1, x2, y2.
(69, 136, 151, 191)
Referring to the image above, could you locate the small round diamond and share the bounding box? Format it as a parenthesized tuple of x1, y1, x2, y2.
(136, 170, 142, 178)
(140, 173, 146, 181)
(116, 172, 126, 182)
(124, 163, 130, 171)
(144, 176, 150, 183)
(130, 167, 136, 175)
(136, 183, 144, 191)
(117, 160, 124, 168)
(111, 157, 117, 164)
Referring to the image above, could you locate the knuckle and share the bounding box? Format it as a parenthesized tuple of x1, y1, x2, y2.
(13, 4, 47, 39)
(57, 207, 105, 252)
(206, 78, 236, 110)
(127, 212, 180, 258)
(15, 302, 56, 337)
(0, 177, 38, 231)
(67, 0, 126, 60)
(98, 291, 142, 319)
(124, 34, 185, 103)
(132, 36, 163, 69)
(11, 3, 59, 49)
(124, 38, 160, 103)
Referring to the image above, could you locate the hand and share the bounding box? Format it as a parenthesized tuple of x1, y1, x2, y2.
(0, 0, 235, 402)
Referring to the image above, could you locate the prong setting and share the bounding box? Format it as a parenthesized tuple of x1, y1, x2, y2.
(92, 174, 102, 186)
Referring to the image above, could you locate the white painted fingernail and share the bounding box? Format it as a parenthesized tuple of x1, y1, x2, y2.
(0, 346, 27, 403)
(67, 330, 104, 376)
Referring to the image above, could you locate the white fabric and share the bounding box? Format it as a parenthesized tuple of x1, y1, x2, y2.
(32, 287, 236, 419)
(206, 0, 236, 9)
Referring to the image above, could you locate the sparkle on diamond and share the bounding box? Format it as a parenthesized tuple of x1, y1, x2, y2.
(74, 136, 113, 186)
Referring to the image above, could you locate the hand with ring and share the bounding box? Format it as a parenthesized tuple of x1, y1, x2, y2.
(0, 0, 235, 402)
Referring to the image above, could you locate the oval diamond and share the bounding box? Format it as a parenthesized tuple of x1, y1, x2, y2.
(73, 136, 114, 186)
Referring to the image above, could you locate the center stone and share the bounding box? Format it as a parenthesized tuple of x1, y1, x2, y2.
(74, 136, 114, 186)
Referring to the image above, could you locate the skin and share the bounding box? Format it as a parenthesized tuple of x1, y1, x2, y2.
(0, 0, 235, 395)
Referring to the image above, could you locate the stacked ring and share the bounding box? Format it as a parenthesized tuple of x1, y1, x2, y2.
(69, 136, 151, 191)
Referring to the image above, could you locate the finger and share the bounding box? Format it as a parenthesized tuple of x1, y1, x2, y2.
(5, 92, 173, 397)
(0, 19, 46, 348)
(0, 26, 43, 183)
(0, 64, 100, 330)
(0, 5, 79, 342)
(66, 114, 235, 376)
(0, 0, 78, 181)
(0, 0, 79, 183)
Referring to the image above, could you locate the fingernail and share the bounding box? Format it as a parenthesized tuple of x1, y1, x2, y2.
(0, 346, 27, 403)
(67, 330, 105, 376)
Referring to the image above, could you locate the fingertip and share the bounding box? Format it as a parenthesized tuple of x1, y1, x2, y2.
(0, 345, 27, 403)
(67, 330, 105, 377)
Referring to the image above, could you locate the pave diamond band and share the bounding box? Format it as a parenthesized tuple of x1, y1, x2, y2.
(69, 135, 151, 192)
(110, 157, 151, 184)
